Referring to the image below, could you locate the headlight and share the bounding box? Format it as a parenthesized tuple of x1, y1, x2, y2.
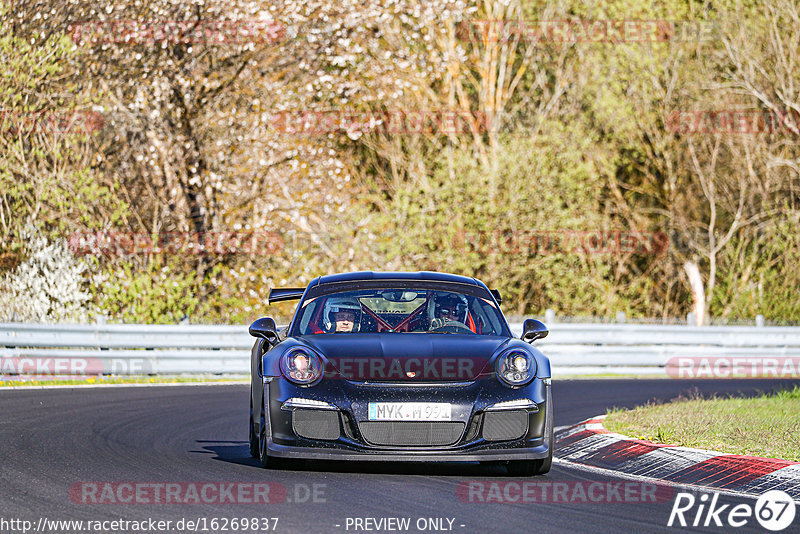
(280, 348, 323, 385)
(496, 349, 536, 387)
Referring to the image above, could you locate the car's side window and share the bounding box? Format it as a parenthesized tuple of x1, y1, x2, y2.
(297, 300, 318, 334)
(469, 298, 502, 336)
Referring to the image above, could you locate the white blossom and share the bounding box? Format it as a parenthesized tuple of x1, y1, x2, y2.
(0, 227, 96, 323)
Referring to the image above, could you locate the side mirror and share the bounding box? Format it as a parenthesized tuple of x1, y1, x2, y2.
(249, 317, 279, 344)
(490, 289, 502, 304)
(521, 318, 548, 343)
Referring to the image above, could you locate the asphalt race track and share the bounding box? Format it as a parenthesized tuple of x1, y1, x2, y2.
(2, 379, 799, 534)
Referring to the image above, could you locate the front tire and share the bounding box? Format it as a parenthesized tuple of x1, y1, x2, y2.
(508, 388, 554, 476)
(507, 459, 543, 476)
(257, 403, 273, 468)
(506, 450, 552, 476)
(249, 394, 259, 458)
(258, 424, 272, 468)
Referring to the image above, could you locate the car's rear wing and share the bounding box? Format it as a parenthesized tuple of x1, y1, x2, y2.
(268, 287, 305, 304)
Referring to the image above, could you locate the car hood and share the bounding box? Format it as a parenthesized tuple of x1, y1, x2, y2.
(301, 333, 510, 382)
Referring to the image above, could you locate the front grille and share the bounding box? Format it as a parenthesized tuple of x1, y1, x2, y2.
(482, 410, 528, 441)
(292, 409, 340, 440)
(358, 421, 465, 446)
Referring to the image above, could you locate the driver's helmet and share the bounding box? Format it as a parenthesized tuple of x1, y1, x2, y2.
(323, 296, 362, 332)
(430, 292, 468, 324)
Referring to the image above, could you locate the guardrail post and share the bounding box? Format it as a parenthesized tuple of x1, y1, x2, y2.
(756, 314, 765, 327)
(616, 311, 626, 323)
(687, 312, 696, 326)
(545, 309, 556, 324)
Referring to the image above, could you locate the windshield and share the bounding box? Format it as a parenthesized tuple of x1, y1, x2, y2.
(293, 286, 507, 336)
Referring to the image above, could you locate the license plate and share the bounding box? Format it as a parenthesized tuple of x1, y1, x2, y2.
(368, 402, 452, 421)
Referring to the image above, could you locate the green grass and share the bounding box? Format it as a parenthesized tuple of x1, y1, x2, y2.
(604, 386, 800, 461)
(0, 375, 248, 387)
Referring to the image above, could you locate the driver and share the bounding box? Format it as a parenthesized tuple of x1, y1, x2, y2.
(323, 296, 362, 333)
(429, 293, 469, 330)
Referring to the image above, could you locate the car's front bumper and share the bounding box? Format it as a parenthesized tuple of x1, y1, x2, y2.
(261, 376, 553, 462)
(265, 442, 550, 462)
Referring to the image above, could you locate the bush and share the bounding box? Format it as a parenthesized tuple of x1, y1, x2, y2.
(0, 228, 95, 322)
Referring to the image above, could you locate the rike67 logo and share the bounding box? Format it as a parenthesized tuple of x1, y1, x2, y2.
(668, 490, 796, 531)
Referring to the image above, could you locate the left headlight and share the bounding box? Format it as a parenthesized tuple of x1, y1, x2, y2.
(496, 348, 536, 387)
(280, 347, 323, 386)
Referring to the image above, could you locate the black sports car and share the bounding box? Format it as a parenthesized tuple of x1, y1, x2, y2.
(248, 271, 553, 475)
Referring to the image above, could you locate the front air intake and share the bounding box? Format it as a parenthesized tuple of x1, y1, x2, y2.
(482, 410, 528, 441)
(292, 409, 340, 440)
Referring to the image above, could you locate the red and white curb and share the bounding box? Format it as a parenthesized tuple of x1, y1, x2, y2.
(556, 416, 800, 501)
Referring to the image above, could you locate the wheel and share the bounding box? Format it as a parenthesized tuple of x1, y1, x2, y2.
(535, 431, 554, 474)
(249, 394, 259, 458)
(506, 459, 539, 476)
(506, 455, 551, 476)
(537, 383, 555, 474)
(258, 415, 271, 468)
(508, 388, 554, 476)
(257, 400, 272, 468)
(258, 425, 272, 468)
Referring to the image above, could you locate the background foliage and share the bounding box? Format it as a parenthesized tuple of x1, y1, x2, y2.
(1, 0, 798, 324)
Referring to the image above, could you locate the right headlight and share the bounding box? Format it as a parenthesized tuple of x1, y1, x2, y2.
(280, 347, 323, 386)
(496, 348, 536, 387)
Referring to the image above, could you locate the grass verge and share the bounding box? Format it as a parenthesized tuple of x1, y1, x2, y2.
(604, 386, 800, 461)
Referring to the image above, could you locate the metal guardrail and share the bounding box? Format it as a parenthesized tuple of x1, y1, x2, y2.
(2, 322, 799, 376)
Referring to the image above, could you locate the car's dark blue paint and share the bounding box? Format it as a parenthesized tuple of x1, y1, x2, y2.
(287, 273, 508, 337)
(263, 377, 549, 461)
(249, 271, 553, 473)
(260, 334, 551, 382)
(313, 270, 483, 286)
